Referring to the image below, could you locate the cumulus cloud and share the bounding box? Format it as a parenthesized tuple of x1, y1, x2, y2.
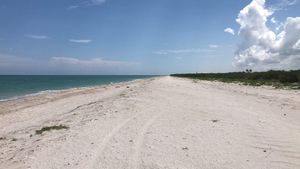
(26, 34, 49, 40)
(234, 0, 300, 70)
(69, 39, 92, 43)
(224, 28, 235, 35)
(271, 17, 277, 24)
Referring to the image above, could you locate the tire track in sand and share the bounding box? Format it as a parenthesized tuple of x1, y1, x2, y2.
(90, 112, 142, 169)
(130, 112, 164, 169)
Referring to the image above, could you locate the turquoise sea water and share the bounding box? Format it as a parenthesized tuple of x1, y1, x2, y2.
(0, 75, 156, 101)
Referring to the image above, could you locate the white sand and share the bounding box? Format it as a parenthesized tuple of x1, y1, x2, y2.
(0, 76, 300, 169)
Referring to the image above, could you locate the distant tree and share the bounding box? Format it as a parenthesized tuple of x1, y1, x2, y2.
(245, 69, 252, 73)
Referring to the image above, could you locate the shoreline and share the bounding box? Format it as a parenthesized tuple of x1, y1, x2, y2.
(0, 76, 299, 169)
(0, 77, 158, 115)
(0, 76, 156, 103)
(0, 75, 159, 102)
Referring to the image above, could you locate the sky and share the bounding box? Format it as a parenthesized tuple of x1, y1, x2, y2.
(0, 0, 299, 75)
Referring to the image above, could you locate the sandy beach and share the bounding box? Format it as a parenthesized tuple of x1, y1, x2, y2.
(0, 76, 300, 169)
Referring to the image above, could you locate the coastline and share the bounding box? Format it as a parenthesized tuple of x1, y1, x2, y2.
(0, 76, 299, 169)
(0, 78, 146, 102)
(0, 77, 157, 115)
(0, 75, 158, 102)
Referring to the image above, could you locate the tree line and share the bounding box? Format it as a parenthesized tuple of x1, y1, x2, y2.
(171, 69, 300, 88)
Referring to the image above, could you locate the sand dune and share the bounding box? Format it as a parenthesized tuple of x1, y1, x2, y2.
(0, 76, 300, 169)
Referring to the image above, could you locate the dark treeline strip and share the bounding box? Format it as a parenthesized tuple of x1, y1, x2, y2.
(171, 69, 300, 89)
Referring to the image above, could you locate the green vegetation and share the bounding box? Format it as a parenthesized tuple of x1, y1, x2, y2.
(35, 125, 69, 135)
(171, 69, 300, 89)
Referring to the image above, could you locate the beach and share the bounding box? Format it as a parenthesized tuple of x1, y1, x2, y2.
(0, 76, 300, 169)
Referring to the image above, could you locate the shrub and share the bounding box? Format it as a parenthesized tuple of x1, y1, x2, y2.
(278, 73, 298, 83)
(170, 69, 300, 89)
(36, 125, 69, 135)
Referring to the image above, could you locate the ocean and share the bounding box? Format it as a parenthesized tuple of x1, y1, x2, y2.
(0, 75, 156, 101)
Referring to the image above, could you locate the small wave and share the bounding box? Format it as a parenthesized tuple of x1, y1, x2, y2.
(0, 76, 155, 102)
(0, 90, 61, 102)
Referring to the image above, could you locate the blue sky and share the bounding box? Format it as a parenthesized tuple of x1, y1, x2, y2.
(0, 0, 299, 75)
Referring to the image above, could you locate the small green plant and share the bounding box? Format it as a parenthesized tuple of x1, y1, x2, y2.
(36, 125, 69, 135)
(211, 120, 219, 123)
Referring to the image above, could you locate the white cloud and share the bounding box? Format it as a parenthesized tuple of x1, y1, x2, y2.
(0, 54, 45, 74)
(234, 0, 300, 70)
(50, 57, 137, 67)
(153, 51, 169, 55)
(209, 45, 221, 48)
(153, 48, 213, 55)
(49, 56, 139, 74)
(69, 39, 92, 43)
(293, 39, 300, 49)
(224, 28, 235, 35)
(89, 0, 106, 6)
(68, 5, 80, 9)
(0, 54, 27, 66)
(270, 0, 298, 11)
(271, 17, 277, 24)
(68, 0, 106, 9)
(26, 34, 49, 40)
(0, 54, 139, 74)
